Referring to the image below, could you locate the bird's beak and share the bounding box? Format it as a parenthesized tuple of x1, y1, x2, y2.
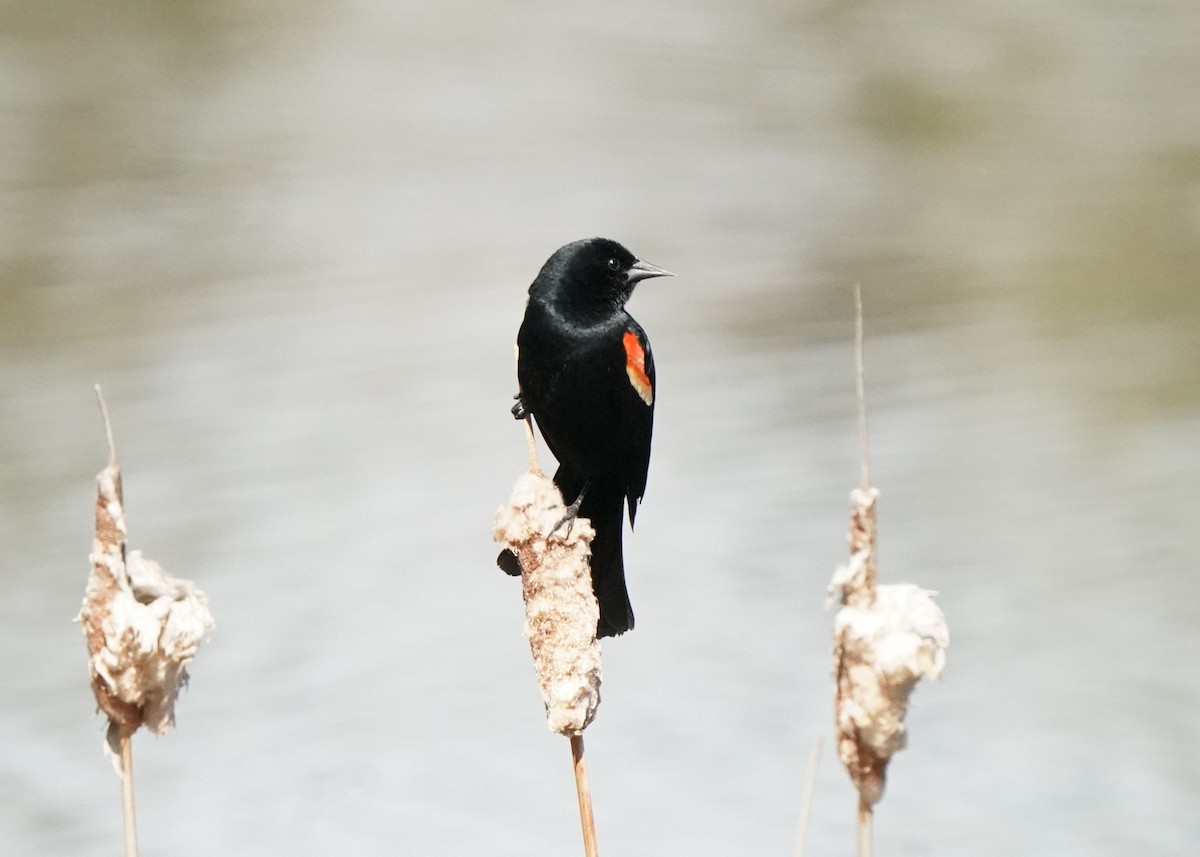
(627, 259, 674, 285)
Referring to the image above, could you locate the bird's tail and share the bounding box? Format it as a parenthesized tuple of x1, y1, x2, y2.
(494, 469, 634, 637)
(576, 478, 634, 638)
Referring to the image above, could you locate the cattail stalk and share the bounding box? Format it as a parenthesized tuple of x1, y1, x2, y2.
(493, 404, 603, 856)
(119, 732, 138, 857)
(855, 283, 870, 493)
(77, 386, 213, 857)
(831, 287, 948, 856)
(857, 796, 872, 857)
(570, 733, 599, 857)
(794, 737, 822, 857)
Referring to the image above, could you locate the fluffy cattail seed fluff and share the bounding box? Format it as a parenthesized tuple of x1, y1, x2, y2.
(493, 470, 602, 735)
(76, 412, 213, 761)
(830, 487, 948, 808)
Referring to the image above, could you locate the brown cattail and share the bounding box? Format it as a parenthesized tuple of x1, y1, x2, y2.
(76, 388, 214, 761)
(493, 470, 601, 735)
(830, 487, 948, 809)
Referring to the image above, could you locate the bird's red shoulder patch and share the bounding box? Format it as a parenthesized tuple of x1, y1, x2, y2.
(622, 330, 653, 406)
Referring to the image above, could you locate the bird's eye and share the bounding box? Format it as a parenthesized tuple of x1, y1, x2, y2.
(606, 257, 621, 272)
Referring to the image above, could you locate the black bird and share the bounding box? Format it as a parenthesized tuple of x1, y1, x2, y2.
(498, 237, 672, 637)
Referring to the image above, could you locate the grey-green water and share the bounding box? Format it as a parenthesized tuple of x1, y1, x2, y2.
(2, 2, 1197, 854)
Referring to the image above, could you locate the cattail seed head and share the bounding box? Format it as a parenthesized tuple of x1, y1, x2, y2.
(830, 487, 948, 808)
(494, 471, 602, 736)
(77, 409, 213, 762)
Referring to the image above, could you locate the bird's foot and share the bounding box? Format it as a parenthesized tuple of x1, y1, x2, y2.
(510, 393, 528, 420)
(550, 499, 581, 538)
(549, 483, 589, 538)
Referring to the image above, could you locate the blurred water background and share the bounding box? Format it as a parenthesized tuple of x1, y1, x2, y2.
(2, 1, 1198, 854)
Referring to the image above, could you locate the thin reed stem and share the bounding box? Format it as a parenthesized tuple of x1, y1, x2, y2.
(513, 344, 542, 475)
(854, 284, 870, 492)
(524, 416, 540, 474)
(857, 796, 873, 857)
(119, 731, 139, 857)
(569, 734, 599, 857)
(795, 737, 823, 857)
(94, 385, 117, 467)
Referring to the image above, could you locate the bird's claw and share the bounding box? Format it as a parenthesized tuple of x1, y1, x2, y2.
(510, 393, 528, 420)
(549, 494, 584, 538)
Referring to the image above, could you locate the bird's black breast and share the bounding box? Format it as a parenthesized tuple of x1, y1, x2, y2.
(516, 301, 654, 512)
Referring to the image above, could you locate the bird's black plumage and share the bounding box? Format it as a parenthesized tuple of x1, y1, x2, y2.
(498, 237, 671, 637)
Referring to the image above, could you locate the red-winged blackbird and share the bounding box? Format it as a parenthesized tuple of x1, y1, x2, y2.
(498, 237, 672, 638)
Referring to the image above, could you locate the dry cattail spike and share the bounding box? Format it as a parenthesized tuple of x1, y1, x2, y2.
(830, 488, 948, 808)
(494, 405, 603, 856)
(76, 387, 214, 760)
(493, 467, 602, 735)
(830, 286, 949, 849)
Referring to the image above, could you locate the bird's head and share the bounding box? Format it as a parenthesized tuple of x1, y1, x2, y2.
(531, 237, 673, 314)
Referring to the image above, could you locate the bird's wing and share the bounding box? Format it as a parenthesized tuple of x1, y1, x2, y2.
(619, 322, 655, 526)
